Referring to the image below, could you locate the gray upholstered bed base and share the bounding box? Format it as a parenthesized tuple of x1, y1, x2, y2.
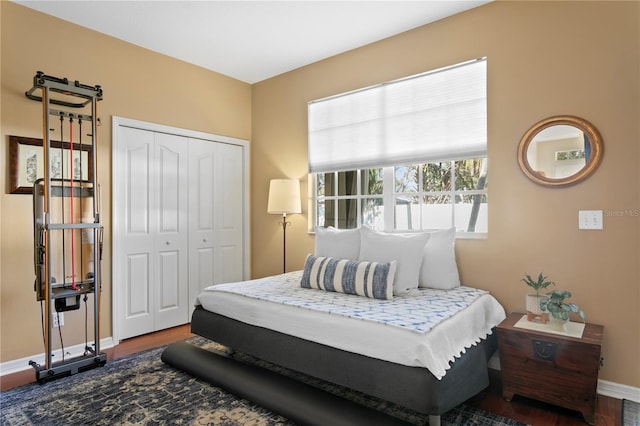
(189, 305, 497, 418)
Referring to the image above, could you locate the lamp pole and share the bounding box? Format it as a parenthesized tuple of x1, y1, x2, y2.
(279, 213, 290, 273)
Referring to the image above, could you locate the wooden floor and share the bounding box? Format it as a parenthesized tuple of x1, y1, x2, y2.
(0, 325, 622, 425)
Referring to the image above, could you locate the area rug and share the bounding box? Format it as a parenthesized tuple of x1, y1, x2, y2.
(623, 399, 640, 426)
(1, 337, 526, 425)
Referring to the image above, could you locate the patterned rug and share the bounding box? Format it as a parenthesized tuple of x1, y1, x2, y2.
(1, 337, 526, 425)
(623, 399, 640, 426)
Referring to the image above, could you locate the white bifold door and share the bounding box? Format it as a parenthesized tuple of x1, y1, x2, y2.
(115, 123, 245, 340)
(187, 138, 244, 315)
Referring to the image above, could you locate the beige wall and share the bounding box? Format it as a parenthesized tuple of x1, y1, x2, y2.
(0, 2, 251, 361)
(251, 1, 639, 389)
(2, 0, 639, 391)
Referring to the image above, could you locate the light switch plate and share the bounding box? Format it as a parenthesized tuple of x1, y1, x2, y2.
(579, 210, 603, 230)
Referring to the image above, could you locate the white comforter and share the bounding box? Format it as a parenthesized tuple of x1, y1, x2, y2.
(196, 271, 506, 379)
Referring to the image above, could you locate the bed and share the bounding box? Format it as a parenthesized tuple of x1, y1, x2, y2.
(172, 227, 506, 424)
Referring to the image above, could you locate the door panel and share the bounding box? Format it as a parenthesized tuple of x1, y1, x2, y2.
(153, 133, 188, 331)
(197, 247, 215, 288)
(127, 143, 151, 235)
(158, 250, 180, 310)
(157, 145, 180, 233)
(188, 139, 218, 313)
(126, 253, 150, 317)
(118, 127, 155, 339)
(218, 143, 244, 284)
(221, 245, 242, 283)
(155, 249, 185, 330)
(195, 154, 215, 231)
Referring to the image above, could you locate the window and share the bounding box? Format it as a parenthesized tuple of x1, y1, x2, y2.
(313, 159, 487, 234)
(315, 169, 384, 229)
(393, 159, 487, 233)
(309, 58, 487, 236)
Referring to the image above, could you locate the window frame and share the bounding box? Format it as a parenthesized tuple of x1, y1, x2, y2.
(309, 159, 488, 239)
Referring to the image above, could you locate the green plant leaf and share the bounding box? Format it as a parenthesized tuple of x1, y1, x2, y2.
(539, 289, 585, 322)
(521, 272, 555, 295)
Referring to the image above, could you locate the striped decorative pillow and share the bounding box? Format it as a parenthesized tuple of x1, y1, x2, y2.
(300, 255, 396, 300)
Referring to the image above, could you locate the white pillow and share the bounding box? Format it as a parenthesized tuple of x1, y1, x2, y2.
(419, 227, 460, 290)
(358, 227, 430, 295)
(314, 227, 361, 260)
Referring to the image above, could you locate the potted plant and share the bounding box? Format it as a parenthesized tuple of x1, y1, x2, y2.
(521, 273, 555, 323)
(540, 290, 585, 331)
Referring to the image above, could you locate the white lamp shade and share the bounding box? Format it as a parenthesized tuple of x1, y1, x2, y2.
(267, 179, 301, 214)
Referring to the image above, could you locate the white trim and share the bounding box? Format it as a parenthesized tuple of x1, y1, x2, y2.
(111, 116, 250, 343)
(598, 379, 640, 403)
(489, 352, 640, 403)
(112, 116, 249, 147)
(0, 337, 115, 376)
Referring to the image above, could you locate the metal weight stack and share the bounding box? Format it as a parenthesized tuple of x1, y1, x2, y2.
(26, 72, 107, 383)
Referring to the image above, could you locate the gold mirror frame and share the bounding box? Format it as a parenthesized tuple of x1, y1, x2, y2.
(517, 115, 603, 187)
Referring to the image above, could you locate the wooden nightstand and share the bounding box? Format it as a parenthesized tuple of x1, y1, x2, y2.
(497, 312, 604, 425)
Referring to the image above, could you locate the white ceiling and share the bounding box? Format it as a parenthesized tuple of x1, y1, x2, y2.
(15, 1, 489, 84)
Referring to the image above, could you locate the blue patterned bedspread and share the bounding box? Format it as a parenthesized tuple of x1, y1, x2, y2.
(210, 271, 489, 334)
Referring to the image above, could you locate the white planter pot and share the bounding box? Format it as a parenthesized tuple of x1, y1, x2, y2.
(526, 294, 549, 323)
(549, 316, 568, 332)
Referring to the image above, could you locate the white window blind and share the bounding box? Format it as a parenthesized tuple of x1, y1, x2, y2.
(308, 58, 487, 173)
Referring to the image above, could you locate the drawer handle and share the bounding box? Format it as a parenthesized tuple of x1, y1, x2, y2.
(532, 339, 557, 361)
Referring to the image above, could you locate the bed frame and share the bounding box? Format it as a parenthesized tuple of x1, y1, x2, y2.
(188, 305, 497, 424)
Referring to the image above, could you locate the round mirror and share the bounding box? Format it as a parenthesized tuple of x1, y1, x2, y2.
(517, 115, 603, 187)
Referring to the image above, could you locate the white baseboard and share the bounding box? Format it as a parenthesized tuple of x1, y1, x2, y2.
(597, 380, 640, 403)
(0, 337, 115, 377)
(489, 352, 640, 403)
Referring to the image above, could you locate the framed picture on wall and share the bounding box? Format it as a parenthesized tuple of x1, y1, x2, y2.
(8, 135, 94, 194)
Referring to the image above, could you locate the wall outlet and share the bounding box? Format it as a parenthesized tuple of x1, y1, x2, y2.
(52, 312, 64, 328)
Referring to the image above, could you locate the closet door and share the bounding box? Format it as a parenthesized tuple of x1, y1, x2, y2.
(114, 116, 249, 341)
(188, 139, 217, 311)
(117, 127, 188, 339)
(217, 142, 244, 284)
(117, 127, 155, 339)
(153, 133, 189, 331)
(188, 140, 244, 314)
